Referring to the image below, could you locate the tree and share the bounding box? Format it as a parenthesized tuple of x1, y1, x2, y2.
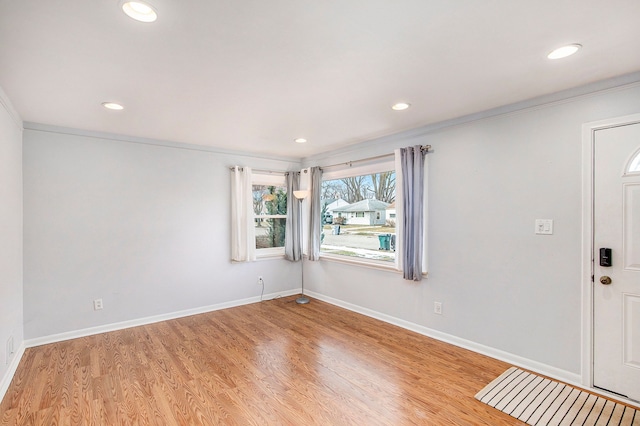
(341, 176, 368, 203)
(253, 189, 264, 226)
(370, 171, 395, 203)
(321, 180, 344, 201)
(264, 186, 287, 248)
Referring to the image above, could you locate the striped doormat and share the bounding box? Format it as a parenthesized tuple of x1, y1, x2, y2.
(475, 367, 639, 425)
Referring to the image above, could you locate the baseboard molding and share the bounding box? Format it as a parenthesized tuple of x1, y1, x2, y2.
(0, 342, 26, 404)
(8, 289, 637, 409)
(1, 289, 299, 404)
(306, 291, 640, 408)
(24, 289, 300, 349)
(305, 291, 582, 382)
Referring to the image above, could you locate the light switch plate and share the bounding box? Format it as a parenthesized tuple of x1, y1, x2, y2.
(535, 219, 553, 235)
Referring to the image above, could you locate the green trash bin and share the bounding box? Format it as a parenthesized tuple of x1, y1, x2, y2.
(378, 234, 391, 250)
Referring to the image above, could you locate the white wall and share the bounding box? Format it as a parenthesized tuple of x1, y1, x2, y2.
(304, 80, 640, 377)
(0, 88, 23, 386)
(13, 74, 640, 386)
(23, 127, 301, 339)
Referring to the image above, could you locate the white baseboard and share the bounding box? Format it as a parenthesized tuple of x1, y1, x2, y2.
(0, 341, 26, 404)
(24, 289, 300, 348)
(305, 291, 582, 381)
(305, 290, 640, 409)
(7, 289, 638, 410)
(1, 289, 299, 404)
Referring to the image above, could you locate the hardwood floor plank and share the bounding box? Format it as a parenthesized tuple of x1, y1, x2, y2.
(0, 296, 598, 425)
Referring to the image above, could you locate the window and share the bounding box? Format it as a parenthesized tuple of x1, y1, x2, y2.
(627, 149, 640, 174)
(252, 174, 287, 255)
(321, 166, 396, 263)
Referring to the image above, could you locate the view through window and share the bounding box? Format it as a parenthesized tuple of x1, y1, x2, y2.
(321, 171, 396, 262)
(253, 183, 287, 251)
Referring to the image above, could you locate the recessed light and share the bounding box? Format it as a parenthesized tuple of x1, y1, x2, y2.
(294, 138, 308, 144)
(102, 102, 124, 110)
(547, 44, 582, 60)
(121, 1, 157, 23)
(391, 102, 410, 111)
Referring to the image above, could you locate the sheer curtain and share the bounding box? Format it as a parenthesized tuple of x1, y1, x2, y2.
(307, 167, 323, 261)
(396, 146, 428, 281)
(230, 166, 256, 262)
(284, 171, 301, 261)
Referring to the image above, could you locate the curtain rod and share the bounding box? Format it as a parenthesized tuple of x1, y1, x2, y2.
(228, 167, 309, 176)
(229, 145, 431, 173)
(320, 144, 431, 171)
(228, 166, 289, 175)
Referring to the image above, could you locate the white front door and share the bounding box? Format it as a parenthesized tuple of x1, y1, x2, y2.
(593, 120, 640, 401)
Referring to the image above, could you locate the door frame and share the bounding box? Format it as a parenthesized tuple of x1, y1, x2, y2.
(581, 113, 640, 397)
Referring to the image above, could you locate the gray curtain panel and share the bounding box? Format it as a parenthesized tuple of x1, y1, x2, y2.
(401, 146, 426, 281)
(284, 171, 301, 261)
(307, 167, 323, 261)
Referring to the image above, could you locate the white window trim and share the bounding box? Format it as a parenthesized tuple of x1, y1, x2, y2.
(320, 252, 400, 272)
(320, 158, 398, 269)
(319, 154, 428, 275)
(252, 172, 287, 258)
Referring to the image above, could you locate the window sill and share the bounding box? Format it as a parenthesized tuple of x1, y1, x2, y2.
(251, 246, 285, 260)
(255, 255, 286, 261)
(319, 253, 399, 273)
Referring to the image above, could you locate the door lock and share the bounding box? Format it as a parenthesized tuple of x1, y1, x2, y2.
(599, 276, 612, 285)
(599, 248, 612, 267)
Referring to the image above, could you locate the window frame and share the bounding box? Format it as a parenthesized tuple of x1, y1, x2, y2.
(625, 148, 640, 175)
(320, 159, 397, 269)
(252, 173, 287, 258)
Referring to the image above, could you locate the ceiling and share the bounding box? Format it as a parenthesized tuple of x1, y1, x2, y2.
(1, 1, 639, 159)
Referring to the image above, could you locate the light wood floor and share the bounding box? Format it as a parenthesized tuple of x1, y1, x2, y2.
(1, 296, 531, 425)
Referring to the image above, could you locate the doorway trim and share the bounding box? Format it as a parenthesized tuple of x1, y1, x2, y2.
(581, 113, 640, 396)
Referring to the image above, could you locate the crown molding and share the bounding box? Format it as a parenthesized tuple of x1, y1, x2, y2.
(303, 71, 640, 167)
(23, 122, 301, 165)
(0, 87, 23, 131)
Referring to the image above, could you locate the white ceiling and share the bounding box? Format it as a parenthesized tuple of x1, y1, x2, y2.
(1, 0, 639, 158)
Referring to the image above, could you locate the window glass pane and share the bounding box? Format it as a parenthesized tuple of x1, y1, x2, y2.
(321, 171, 396, 262)
(629, 151, 640, 173)
(253, 185, 287, 216)
(253, 184, 287, 251)
(255, 217, 286, 249)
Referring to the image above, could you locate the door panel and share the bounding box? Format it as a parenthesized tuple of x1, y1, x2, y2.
(593, 121, 640, 401)
(623, 294, 640, 369)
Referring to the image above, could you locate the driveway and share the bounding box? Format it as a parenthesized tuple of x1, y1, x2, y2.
(321, 230, 395, 261)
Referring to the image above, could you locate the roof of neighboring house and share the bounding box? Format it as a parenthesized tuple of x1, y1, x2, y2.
(332, 199, 389, 212)
(325, 198, 350, 211)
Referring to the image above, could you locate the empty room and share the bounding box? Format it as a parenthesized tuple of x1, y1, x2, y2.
(1, 1, 640, 424)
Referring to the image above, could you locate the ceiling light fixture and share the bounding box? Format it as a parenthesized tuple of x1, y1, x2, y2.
(294, 138, 308, 144)
(121, 1, 157, 23)
(391, 102, 411, 111)
(547, 44, 582, 60)
(102, 102, 124, 110)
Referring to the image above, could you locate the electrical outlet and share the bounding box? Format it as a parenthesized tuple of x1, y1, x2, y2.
(258, 276, 264, 285)
(434, 302, 442, 315)
(93, 298, 103, 310)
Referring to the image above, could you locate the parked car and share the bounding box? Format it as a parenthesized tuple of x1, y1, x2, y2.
(323, 214, 333, 224)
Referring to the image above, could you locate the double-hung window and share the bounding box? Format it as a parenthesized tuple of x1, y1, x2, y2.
(252, 173, 287, 257)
